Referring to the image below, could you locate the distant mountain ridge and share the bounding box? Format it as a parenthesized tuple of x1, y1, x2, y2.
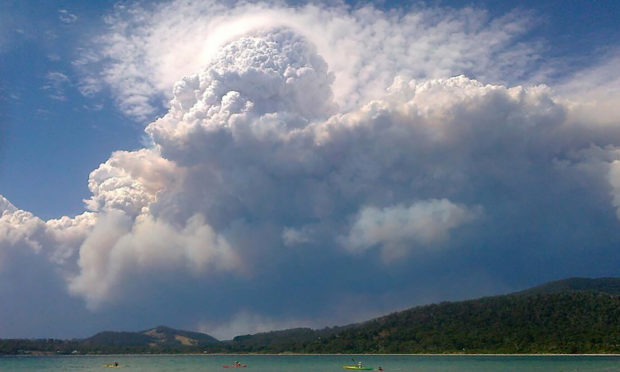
(1, 277, 618, 354)
(83, 325, 220, 348)
(514, 277, 620, 296)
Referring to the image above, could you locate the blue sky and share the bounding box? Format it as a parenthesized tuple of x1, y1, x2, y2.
(1, 0, 143, 220)
(0, 0, 619, 339)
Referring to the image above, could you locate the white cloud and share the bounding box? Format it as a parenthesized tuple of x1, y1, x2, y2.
(80, 0, 540, 120)
(68, 211, 239, 308)
(43, 71, 70, 101)
(145, 29, 337, 161)
(282, 226, 313, 246)
(0, 197, 44, 261)
(45, 212, 97, 266)
(0, 195, 95, 271)
(84, 149, 177, 215)
(0, 195, 17, 214)
(603, 147, 620, 220)
(58, 9, 78, 24)
(344, 200, 481, 261)
(557, 51, 620, 126)
(77, 76, 103, 97)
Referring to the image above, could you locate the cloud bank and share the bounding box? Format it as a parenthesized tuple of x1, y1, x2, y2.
(78, 0, 540, 121)
(2, 0, 620, 339)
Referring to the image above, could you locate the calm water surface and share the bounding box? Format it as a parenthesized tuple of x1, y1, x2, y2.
(0, 355, 618, 371)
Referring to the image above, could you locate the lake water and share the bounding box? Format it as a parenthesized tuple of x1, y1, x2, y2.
(0, 354, 618, 371)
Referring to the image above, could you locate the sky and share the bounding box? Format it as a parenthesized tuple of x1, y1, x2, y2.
(0, 0, 619, 340)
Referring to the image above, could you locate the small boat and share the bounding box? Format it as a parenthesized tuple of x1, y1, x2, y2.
(222, 361, 247, 368)
(342, 365, 374, 370)
(103, 363, 121, 368)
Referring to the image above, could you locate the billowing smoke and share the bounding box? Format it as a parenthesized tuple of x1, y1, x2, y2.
(2, 0, 620, 339)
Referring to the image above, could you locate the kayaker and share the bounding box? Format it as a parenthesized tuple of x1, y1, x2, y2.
(358, 361, 363, 368)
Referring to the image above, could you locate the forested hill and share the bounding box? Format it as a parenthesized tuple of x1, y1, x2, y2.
(281, 290, 619, 354)
(222, 277, 620, 354)
(1, 277, 618, 354)
(83, 325, 220, 348)
(0, 326, 220, 355)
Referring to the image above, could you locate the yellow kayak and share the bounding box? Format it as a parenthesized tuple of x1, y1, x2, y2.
(342, 365, 373, 370)
(104, 363, 121, 368)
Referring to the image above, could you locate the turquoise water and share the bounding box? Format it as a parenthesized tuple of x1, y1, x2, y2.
(0, 355, 618, 371)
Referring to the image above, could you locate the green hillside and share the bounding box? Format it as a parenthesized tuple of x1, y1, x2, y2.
(223, 277, 620, 354)
(82, 326, 220, 349)
(290, 291, 619, 354)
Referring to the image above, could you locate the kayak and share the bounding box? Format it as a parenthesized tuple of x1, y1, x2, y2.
(103, 364, 121, 368)
(342, 365, 374, 370)
(222, 364, 247, 368)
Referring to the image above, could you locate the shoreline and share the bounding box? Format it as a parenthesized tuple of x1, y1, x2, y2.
(4, 353, 619, 357)
(201, 353, 620, 356)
